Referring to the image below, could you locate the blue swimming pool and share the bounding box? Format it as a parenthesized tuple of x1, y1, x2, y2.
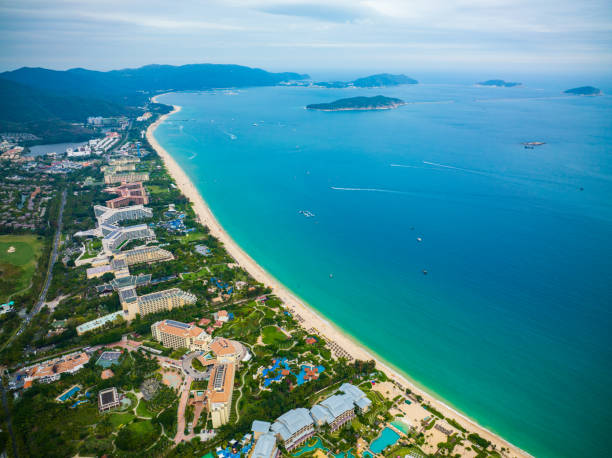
(59, 386, 80, 402)
(370, 427, 400, 454)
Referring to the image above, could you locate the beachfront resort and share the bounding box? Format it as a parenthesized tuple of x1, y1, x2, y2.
(0, 104, 523, 458)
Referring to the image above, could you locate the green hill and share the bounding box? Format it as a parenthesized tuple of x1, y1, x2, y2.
(1, 63, 309, 105)
(306, 95, 406, 111)
(0, 63, 309, 142)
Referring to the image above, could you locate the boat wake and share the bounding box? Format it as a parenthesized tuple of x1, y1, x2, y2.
(390, 164, 425, 169)
(188, 153, 197, 160)
(422, 161, 492, 177)
(330, 186, 405, 194)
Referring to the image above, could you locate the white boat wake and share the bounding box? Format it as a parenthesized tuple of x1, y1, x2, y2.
(330, 186, 405, 194)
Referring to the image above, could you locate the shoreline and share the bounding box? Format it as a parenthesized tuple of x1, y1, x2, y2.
(147, 100, 530, 458)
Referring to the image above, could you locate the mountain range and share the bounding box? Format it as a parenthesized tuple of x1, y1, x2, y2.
(0, 64, 308, 142)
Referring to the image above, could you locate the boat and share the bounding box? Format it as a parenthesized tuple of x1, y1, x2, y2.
(422, 270, 428, 275)
(299, 210, 315, 218)
(417, 237, 422, 242)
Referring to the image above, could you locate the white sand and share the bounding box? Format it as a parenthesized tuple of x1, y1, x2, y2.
(147, 102, 530, 457)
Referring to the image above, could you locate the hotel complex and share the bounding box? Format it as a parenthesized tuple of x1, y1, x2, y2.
(207, 362, 236, 428)
(120, 287, 197, 320)
(151, 319, 211, 351)
(104, 171, 149, 185)
(251, 384, 371, 452)
(94, 204, 152, 226)
(105, 182, 149, 208)
(100, 223, 155, 254)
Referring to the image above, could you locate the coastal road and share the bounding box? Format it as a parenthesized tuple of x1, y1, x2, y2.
(4, 189, 67, 350)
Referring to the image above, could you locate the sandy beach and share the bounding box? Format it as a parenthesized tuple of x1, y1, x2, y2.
(147, 102, 530, 457)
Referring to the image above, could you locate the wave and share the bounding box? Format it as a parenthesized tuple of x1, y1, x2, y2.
(188, 153, 197, 160)
(330, 186, 405, 194)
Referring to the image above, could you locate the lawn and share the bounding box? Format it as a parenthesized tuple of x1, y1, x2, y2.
(81, 238, 102, 260)
(136, 399, 155, 418)
(261, 325, 288, 345)
(108, 412, 135, 427)
(0, 234, 45, 301)
(115, 419, 161, 451)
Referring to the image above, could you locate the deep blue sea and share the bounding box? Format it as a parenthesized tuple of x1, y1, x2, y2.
(154, 81, 612, 457)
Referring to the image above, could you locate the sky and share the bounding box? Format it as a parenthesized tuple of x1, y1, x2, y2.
(1, 0, 611, 76)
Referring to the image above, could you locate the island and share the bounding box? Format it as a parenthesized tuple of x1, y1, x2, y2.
(564, 86, 602, 96)
(477, 79, 521, 87)
(306, 95, 406, 111)
(313, 73, 418, 88)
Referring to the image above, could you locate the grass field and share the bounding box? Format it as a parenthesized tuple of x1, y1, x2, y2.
(109, 412, 135, 427)
(261, 325, 288, 345)
(0, 234, 45, 302)
(136, 399, 155, 418)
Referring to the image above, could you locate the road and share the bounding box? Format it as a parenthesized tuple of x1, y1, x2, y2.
(6, 188, 67, 347)
(174, 375, 193, 444)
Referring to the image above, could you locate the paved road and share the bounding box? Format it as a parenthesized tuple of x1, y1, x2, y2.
(3, 189, 66, 349)
(174, 375, 193, 444)
(30, 189, 67, 318)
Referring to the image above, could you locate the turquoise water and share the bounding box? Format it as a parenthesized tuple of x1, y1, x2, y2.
(154, 81, 612, 457)
(391, 420, 411, 434)
(370, 427, 401, 454)
(292, 437, 328, 456)
(59, 385, 80, 401)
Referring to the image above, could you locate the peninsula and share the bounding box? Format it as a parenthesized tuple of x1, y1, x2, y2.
(477, 79, 521, 87)
(313, 73, 418, 88)
(306, 95, 406, 111)
(564, 86, 602, 96)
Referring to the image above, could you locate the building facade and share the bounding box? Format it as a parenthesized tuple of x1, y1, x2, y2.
(207, 362, 235, 428)
(104, 171, 149, 185)
(151, 319, 211, 351)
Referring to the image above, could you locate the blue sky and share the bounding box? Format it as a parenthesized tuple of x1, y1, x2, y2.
(1, 0, 611, 75)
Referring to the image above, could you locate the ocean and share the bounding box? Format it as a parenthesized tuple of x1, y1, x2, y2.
(153, 81, 612, 457)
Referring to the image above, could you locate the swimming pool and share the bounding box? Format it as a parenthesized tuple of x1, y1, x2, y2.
(391, 419, 411, 434)
(59, 386, 80, 402)
(292, 437, 329, 456)
(370, 427, 400, 454)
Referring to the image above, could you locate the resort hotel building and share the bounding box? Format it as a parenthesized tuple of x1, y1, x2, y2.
(207, 362, 236, 428)
(101, 223, 155, 254)
(116, 245, 174, 265)
(151, 319, 211, 351)
(120, 287, 197, 320)
(270, 408, 315, 452)
(98, 387, 120, 412)
(251, 421, 280, 458)
(76, 310, 124, 335)
(104, 171, 149, 185)
(105, 182, 149, 208)
(93, 204, 152, 226)
(251, 384, 370, 452)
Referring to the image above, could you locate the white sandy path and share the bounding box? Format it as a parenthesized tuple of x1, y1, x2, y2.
(147, 102, 530, 458)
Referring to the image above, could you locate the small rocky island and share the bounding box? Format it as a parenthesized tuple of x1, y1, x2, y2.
(313, 73, 418, 88)
(306, 95, 406, 111)
(564, 86, 601, 96)
(477, 79, 521, 87)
